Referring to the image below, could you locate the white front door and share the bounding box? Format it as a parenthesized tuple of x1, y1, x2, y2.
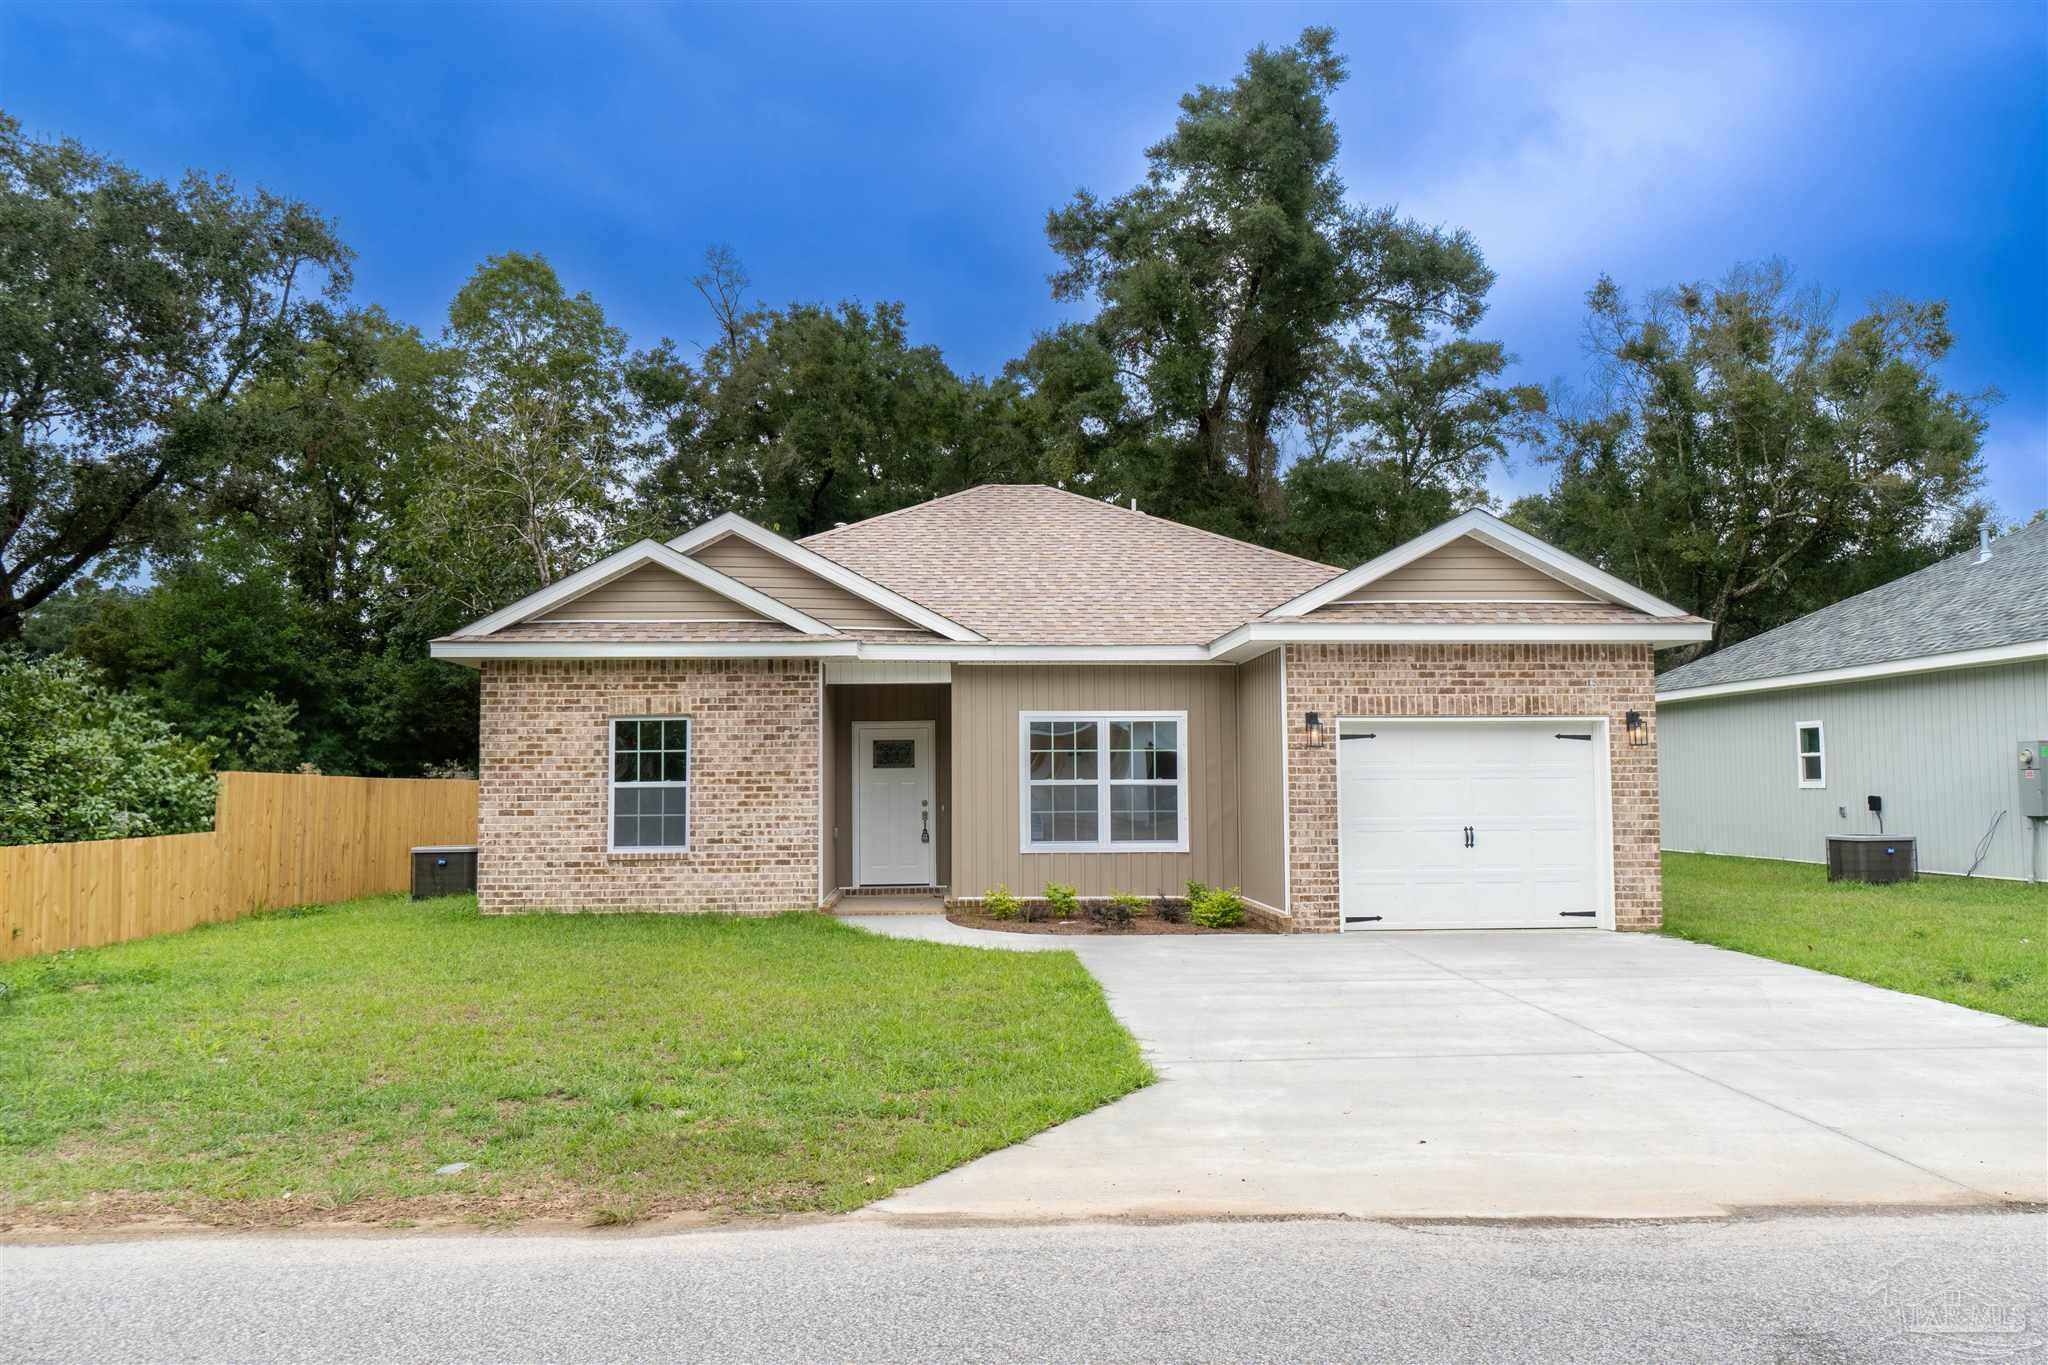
(853, 722, 935, 886)
(1337, 721, 1604, 930)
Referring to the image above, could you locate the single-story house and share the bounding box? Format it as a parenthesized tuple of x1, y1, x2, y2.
(1657, 519, 2048, 881)
(431, 485, 1712, 931)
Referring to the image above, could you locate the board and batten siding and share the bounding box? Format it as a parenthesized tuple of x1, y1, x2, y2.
(534, 562, 768, 622)
(1235, 649, 1287, 909)
(690, 534, 922, 632)
(950, 665, 1240, 898)
(1325, 536, 1597, 604)
(1660, 658, 2048, 880)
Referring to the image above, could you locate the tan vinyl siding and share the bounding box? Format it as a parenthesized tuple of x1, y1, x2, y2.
(951, 665, 1239, 898)
(533, 563, 769, 622)
(1331, 536, 1598, 604)
(827, 684, 951, 890)
(1235, 649, 1286, 909)
(692, 534, 926, 632)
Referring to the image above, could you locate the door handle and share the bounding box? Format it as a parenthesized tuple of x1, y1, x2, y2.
(921, 807, 930, 845)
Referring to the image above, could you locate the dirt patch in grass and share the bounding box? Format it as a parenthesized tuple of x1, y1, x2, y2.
(948, 911, 1263, 936)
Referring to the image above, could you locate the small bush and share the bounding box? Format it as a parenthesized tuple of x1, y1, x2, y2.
(982, 884, 1021, 920)
(1089, 892, 1143, 930)
(1155, 898, 1189, 925)
(1019, 897, 1051, 923)
(1190, 885, 1246, 929)
(1044, 882, 1080, 921)
(1185, 880, 1210, 902)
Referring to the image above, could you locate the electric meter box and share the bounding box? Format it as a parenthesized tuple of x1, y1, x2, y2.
(2022, 740, 2048, 819)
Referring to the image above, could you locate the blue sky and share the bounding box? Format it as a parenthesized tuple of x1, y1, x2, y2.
(4, 0, 2044, 519)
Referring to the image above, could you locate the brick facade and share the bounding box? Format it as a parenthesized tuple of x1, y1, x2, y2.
(477, 659, 821, 914)
(1281, 643, 1661, 933)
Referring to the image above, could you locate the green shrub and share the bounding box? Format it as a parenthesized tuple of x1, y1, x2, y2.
(1089, 892, 1143, 930)
(1190, 885, 1246, 929)
(1185, 879, 1210, 902)
(0, 653, 216, 846)
(1044, 882, 1080, 921)
(982, 884, 1021, 920)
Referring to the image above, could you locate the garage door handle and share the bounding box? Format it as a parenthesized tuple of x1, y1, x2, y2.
(1463, 825, 1474, 848)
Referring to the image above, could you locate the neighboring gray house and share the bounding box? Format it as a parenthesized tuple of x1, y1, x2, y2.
(1657, 520, 2048, 881)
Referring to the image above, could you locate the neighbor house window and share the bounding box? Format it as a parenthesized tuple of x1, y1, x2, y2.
(611, 717, 689, 851)
(1021, 712, 1187, 852)
(1796, 721, 1825, 789)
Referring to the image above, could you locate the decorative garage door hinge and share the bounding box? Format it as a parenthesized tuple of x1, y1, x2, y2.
(1554, 733, 1593, 741)
(1345, 915, 1383, 924)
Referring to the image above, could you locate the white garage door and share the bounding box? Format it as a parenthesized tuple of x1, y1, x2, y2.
(1337, 721, 1605, 930)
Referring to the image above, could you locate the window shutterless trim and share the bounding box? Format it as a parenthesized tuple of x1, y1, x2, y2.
(1018, 710, 1190, 854)
(1796, 719, 1825, 790)
(609, 715, 691, 853)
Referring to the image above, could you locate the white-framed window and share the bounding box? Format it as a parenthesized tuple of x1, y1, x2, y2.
(610, 717, 690, 851)
(1019, 711, 1188, 852)
(1796, 720, 1825, 789)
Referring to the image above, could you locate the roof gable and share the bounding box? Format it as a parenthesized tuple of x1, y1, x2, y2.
(1307, 534, 1601, 609)
(669, 513, 980, 641)
(533, 561, 771, 623)
(453, 540, 836, 639)
(1269, 509, 1688, 620)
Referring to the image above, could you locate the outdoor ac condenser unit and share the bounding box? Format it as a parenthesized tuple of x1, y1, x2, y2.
(1826, 835, 1917, 884)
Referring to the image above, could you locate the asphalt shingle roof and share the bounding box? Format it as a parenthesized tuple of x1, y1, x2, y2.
(1655, 520, 2048, 692)
(799, 485, 1344, 645)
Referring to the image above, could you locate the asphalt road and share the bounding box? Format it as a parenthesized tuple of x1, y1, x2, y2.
(5, 1210, 2043, 1363)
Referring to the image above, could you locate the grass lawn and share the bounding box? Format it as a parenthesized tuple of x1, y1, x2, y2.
(0, 896, 1151, 1228)
(1662, 852, 2048, 1025)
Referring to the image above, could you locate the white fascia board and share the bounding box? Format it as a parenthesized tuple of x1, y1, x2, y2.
(1208, 618, 1716, 661)
(856, 642, 1220, 664)
(455, 540, 838, 638)
(430, 639, 861, 662)
(1656, 639, 2048, 703)
(1265, 509, 1692, 620)
(667, 512, 984, 642)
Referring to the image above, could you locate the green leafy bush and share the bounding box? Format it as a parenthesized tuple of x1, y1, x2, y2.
(0, 653, 216, 846)
(1190, 885, 1246, 929)
(1089, 892, 1144, 930)
(1044, 882, 1080, 921)
(982, 884, 1021, 920)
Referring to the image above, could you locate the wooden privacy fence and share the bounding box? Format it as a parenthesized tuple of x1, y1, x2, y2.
(0, 771, 479, 962)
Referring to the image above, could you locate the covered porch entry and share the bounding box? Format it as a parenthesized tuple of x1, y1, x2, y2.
(822, 662, 951, 898)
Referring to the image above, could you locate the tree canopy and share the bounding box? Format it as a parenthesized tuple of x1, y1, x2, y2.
(1, 30, 2018, 821)
(1509, 262, 1991, 651)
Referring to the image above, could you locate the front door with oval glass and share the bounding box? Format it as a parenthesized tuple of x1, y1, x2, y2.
(853, 721, 935, 886)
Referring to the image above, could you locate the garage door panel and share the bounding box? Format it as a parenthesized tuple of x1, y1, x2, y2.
(1337, 722, 1604, 932)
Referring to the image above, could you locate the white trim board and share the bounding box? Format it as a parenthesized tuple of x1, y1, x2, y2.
(1657, 640, 2048, 703)
(668, 512, 984, 642)
(1266, 510, 1693, 620)
(433, 620, 1718, 666)
(456, 540, 838, 639)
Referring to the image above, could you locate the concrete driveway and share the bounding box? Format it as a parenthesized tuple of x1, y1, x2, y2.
(843, 917, 2048, 1220)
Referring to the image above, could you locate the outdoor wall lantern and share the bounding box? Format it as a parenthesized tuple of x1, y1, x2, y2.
(1305, 711, 1325, 748)
(1625, 710, 1648, 748)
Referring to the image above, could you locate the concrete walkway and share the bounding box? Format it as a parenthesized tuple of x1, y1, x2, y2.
(843, 915, 2048, 1220)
